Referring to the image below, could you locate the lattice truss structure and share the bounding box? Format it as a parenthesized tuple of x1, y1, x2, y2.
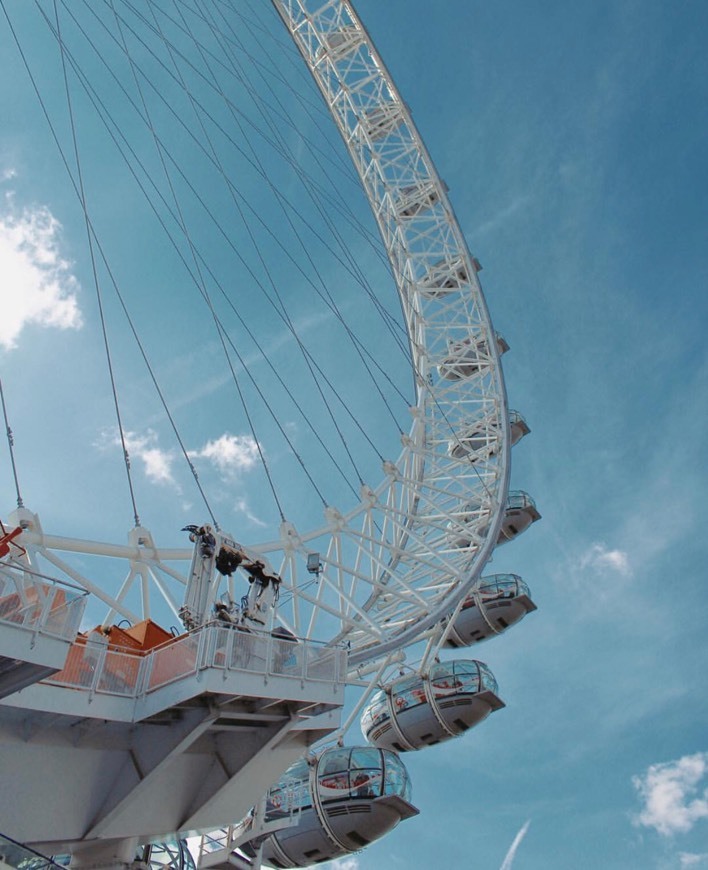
(3, 0, 511, 672)
(265, 0, 511, 665)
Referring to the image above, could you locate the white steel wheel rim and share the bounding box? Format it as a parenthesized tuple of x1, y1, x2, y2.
(2, 0, 510, 671)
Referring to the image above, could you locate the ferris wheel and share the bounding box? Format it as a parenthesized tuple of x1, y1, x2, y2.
(0, 0, 539, 865)
(0, 0, 533, 667)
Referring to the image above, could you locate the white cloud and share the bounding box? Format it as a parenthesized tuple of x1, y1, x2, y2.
(124, 430, 177, 486)
(0, 195, 82, 350)
(97, 428, 178, 488)
(190, 433, 261, 475)
(1, 168, 17, 182)
(579, 541, 631, 577)
(324, 858, 360, 870)
(234, 496, 267, 528)
(680, 854, 708, 868)
(633, 753, 708, 836)
(499, 819, 531, 870)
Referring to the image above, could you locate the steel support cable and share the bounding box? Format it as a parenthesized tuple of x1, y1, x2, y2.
(155, 2, 374, 492)
(39, 23, 366, 506)
(144, 2, 366, 490)
(0, 377, 24, 509)
(47, 0, 429, 512)
(62, 3, 348, 508)
(271, 2, 502, 554)
(178, 0, 406, 432)
(191, 0, 363, 181)
(194, 0, 392, 273)
(205, 8, 411, 399)
(51, 0, 143, 530)
(198, 0, 408, 358)
(228, 0, 346, 140)
(112, 0, 408, 364)
(105, 0, 409, 358)
(143, 0, 323, 516)
(60, 9, 392, 473)
(110, 0, 285, 523)
(277, 4, 501, 504)
(25, 1, 220, 530)
(114, 0, 356, 190)
(76, 0, 410, 387)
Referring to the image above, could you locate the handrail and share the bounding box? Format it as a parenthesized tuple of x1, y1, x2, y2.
(43, 623, 347, 701)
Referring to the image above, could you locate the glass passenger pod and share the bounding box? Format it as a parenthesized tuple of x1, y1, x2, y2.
(361, 660, 504, 752)
(314, 25, 363, 63)
(448, 409, 530, 462)
(393, 180, 443, 219)
(508, 409, 531, 446)
(438, 332, 509, 380)
(417, 256, 470, 298)
(444, 573, 537, 647)
(357, 103, 404, 142)
(447, 491, 541, 549)
(242, 747, 418, 868)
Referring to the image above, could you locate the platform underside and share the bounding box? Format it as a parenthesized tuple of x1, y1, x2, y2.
(0, 685, 342, 855)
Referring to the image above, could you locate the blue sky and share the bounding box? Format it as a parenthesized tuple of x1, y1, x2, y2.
(1, 1, 707, 868)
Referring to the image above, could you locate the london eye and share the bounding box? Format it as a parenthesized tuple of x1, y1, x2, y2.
(0, 2, 540, 867)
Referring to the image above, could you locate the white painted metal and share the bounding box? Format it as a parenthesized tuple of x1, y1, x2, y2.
(1, 0, 512, 677)
(0, 3, 525, 860)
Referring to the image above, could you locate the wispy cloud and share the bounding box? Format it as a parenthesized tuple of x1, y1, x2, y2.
(97, 429, 264, 493)
(96, 428, 179, 488)
(680, 854, 708, 868)
(0, 193, 82, 350)
(189, 433, 260, 475)
(325, 858, 360, 870)
(499, 819, 531, 870)
(578, 541, 631, 577)
(633, 753, 708, 836)
(474, 195, 530, 239)
(234, 496, 267, 528)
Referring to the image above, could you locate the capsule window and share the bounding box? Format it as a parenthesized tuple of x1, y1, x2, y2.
(320, 749, 350, 775)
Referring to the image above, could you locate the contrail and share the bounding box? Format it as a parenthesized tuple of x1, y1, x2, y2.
(499, 819, 531, 870)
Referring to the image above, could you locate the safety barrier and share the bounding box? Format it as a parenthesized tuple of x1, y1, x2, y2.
(0, 568, 86, 642)
(44, 623, 346, 700)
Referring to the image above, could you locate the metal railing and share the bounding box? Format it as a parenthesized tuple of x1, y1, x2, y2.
(44, 623, 347, 701)
(0, 833, 64, 870)
(0, 567, 87, 643)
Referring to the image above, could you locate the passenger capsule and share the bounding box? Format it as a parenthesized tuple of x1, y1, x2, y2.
(241, 747, 418, 868)
(394, 181, 442, 218)
(357, 103, 404, 141)
(438, 332, 509, 380)
(418, 257, 469, 297)
(444, 574, 537, 647)
(361, 660, 504, 752)
(448, 490, 541, 548)
(314, 25, 363, 62)
(448, 409, 530, 462)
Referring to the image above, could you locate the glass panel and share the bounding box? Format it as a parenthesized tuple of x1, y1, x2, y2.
(429, 661, 454, 681)
(382, 752, 409, 799)
(392, 680, 427, 711)
(277, 758, 310, 786)
(350, 768, 381, 798)
(350, 747, 381, 770)
(319, 748, 351, 776)
(477, 663, 499, 693)
(392, 675, 420, 694)
(318, 770, 351, 802)
(361, 693, 389, 733)
(431, 661, 480, 698)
